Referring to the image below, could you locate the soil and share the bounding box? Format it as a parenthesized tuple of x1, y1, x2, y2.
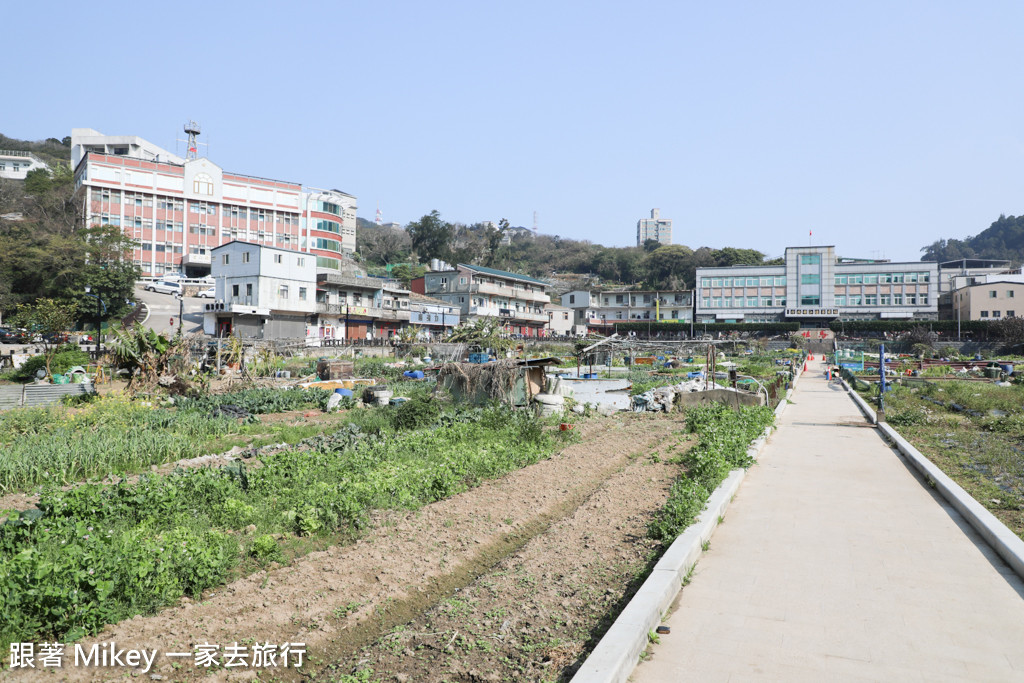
(8, 412, 689, 682)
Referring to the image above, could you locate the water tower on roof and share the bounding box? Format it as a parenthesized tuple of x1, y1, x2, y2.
(183, 120, 201, 160)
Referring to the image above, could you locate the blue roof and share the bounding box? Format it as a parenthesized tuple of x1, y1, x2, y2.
(459, 263, 549, 287)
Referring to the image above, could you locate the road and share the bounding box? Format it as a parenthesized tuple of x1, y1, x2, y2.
(133, 284, 209, 336)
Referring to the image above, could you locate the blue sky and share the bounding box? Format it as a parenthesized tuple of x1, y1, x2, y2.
(8, 1, 1024, 261)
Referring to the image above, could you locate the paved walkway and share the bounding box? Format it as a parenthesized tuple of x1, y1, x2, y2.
(633, 358, 1024, 682)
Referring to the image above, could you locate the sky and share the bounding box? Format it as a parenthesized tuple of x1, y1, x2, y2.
(7, 0, 1024, 262)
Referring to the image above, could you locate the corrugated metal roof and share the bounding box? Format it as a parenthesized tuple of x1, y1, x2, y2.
(458, 264, 549, 287)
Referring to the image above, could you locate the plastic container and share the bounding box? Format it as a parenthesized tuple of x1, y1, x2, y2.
(582, 373, 598, 379)
(1001, 364, 1014, 375)
(333, 388, 353, 397)
(52, 374, 69, 384)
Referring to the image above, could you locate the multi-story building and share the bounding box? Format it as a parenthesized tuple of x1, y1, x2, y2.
(315, 272, 411, 341)
(935, 259, 1014, 320)
(203, 241, 316, 339)
(0, 150, 49, 180)
(72, 128, 356, 278)
(636, 208, 672, 246)
(545, 303, 573, 336)
(409, 293, 461, 338)
(413, 264, 551, 337)
(952, 277, 1024, 322)
(596, 289, 693, 323)
(695, 246, 938, 324)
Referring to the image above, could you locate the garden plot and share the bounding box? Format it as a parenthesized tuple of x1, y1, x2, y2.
(8, 414, 685, 682)
(869, 380, 1024, 539)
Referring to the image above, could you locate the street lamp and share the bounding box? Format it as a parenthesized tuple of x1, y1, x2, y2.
(83, 286, 106, 358)
(174, 292, 184, 339)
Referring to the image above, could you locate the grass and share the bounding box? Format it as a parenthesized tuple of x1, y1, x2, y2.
(872, 380, 1024, 540)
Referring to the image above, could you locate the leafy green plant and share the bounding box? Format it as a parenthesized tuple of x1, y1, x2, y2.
(249, 534, 283, 564)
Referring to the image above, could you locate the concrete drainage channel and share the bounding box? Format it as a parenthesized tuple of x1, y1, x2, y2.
(842, 379, 1024, 582)
(570, 365, 802, 683)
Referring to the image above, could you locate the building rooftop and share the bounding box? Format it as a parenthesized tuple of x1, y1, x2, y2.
(458, 263, 550, 287)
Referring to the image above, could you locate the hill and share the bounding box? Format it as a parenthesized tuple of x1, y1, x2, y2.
(0, 133, 71, 169)
(920, 214, 1024, 265)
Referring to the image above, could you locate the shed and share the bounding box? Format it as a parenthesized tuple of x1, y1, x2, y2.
(438, 357, 561, 407)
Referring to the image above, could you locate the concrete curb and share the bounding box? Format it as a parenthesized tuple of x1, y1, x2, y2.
(876, 421, 1024, 581)
(840, 380, 1024, 582)
(570, 411, 775, 683)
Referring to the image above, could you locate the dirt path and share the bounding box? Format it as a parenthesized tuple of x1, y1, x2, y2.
(8, 412, 687, 682)
(328, 421, 684, 682)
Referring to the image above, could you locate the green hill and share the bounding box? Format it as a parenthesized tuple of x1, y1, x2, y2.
(921, 214, 1024, 265)
(0, 134, 71, 169)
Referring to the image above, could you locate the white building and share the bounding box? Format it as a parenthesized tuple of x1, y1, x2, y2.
(0, 150, 49, 180)
(695, 246, 938, 324)
(203, 241, 316, 339)
(636, 208, 672, 246)
(72, 127, 356, 278)
(545, 303, 574, 336)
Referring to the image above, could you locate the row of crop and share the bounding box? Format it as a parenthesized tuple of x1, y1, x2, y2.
(0, 402, 571, 650)
(648, 403, 774, 543)
(0, 389, 332, 494)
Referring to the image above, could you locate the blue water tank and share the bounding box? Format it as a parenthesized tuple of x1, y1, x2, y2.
(334, 388, 353, 397)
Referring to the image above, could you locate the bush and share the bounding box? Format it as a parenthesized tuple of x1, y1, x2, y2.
(12, 344, 90, 381)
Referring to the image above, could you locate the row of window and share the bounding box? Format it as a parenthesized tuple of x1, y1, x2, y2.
(701, 277, 788, 288)
(141, 244, 184, 254)
(700, 295, 931, 308)
(314, 200, 343, 217)
(835, 273, 930, 284)
(312, 219, 341, 234)
(229, 283, 308, 301)
(313, 237, 342, 253)
(221, 252, 306, 267)
(980, 311, 1014, 318)
(95, 191, 300, 224)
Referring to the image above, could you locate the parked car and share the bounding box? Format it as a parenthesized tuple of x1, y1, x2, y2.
(0, 327, 23, 343)
(145, 280, 183, 295)
(197, 286, 216, 299)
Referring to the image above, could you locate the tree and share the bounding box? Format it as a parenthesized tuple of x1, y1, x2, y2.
(10, 298, 79, 376)
(643, 244, 694, 289)
(358, 224, 411, 265)
(407, 210, 453, 263)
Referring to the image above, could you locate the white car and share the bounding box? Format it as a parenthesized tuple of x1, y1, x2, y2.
(145, 280, 183, 295)
(196, 286, 216, 299)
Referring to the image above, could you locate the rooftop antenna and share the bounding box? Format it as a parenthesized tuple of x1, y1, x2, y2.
(532, 210, 538, 235)
(177, 120, 207, 160)
(375, 203, 383, 225)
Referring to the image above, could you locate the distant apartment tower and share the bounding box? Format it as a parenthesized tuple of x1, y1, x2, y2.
(637, 208, 672, 247)
(71, 127, 356, 278)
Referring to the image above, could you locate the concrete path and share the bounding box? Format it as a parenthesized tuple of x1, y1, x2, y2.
(633, 358, 1024, 682)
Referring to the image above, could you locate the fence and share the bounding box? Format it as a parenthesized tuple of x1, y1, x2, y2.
(0, 383, 95, 411)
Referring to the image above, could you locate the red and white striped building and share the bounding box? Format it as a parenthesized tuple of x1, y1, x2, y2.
(71, 128, 356, 277)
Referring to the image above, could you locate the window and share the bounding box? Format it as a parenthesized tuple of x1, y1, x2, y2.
(615, 295, 623, 304)
(221, 254, 230, 265)
(800, 296, 820, 306)
(242, 252, 250, 263)
(1008, 310, 1016, 317)
(981, 310, 989, 318)
(880, 295, 890, 305)
(993, 310, 1002, 318)
(569, 294, 575, 304)
(245, 284, 253, 297)
(800, 254, 821, 265)
(760, 297, 772, 306)
(747, 297, 757, 306)
(774, 276, 786, 286)
(232, 284, 240, 297)
(835, 295, 846, 306)
(722, 278, 732, 287)
(279, 285, 289, 299)
(907, 294, 917, 305)
(865, 295, 877, 305)
(835, 276, 846, 285)
(193, 173, 213, 195)
(990, 290, 998, 298)
(760, 277, 772, 286)
(863, 275, 877, 285)
(893, 294, 903, 305)
(299, 287, 307, 301)
(746, 278, 757, 286)
(850, 274, 863, 284)
(800, 274, 820, 285)
(701, 278, 711, 288)
(1010, 291, 1016, 298)
(297, 258, 305, 267)
(711, 278, 722, 287)
(274, 254, 282, 264)
(849, 295, 862, 306)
